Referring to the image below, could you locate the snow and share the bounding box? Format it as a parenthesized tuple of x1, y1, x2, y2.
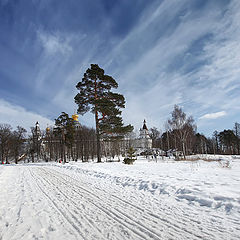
(0, 155, 240, 239)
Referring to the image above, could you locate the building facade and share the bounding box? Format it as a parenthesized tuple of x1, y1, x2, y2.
(134, 120, 152, 149)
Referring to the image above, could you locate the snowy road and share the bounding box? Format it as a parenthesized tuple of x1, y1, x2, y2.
(0, 161, 239, 240)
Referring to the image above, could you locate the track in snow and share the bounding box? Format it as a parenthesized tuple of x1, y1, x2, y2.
(1, 165, 239, 240)
(29, 167, 213, 240)
(30, 167, 164, 240)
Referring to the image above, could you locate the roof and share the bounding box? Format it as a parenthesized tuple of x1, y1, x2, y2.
(142, 119, 148, 130)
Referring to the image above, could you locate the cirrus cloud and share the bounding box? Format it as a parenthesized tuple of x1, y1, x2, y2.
(37, 30, 72, 55)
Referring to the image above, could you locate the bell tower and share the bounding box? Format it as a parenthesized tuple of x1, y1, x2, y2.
(139, 120, 152, 149)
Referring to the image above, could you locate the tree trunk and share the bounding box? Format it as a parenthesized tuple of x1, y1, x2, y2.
(182, 141, 186, 159)
(32, 152, 34, 162)
(5, 155, 9, 164)
(166, 130, 170, 150)
(95, 112, 101, 163)
(1, 150, 4, 164)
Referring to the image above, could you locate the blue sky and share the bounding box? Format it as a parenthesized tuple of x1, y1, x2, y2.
(0, 0, 240, 136)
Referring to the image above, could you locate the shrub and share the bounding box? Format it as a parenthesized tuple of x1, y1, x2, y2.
(123, 158, 135, 165)
(123, 147, 136, 165)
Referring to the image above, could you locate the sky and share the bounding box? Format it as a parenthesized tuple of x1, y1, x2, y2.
(0, 0, 240, 136)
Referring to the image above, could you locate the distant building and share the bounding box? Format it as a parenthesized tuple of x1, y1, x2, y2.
(134, 120, 152, 149)
(33, 121, 41, 141)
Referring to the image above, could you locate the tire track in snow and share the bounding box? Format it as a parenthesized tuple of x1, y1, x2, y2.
(49, 166, 237, 240)
(38, 167, 205, 240)
(43, 167, 204, 239)
(28, 168, 86, 240)
(30, 167, 145, 240)
(48, 167, 204, 239)
(33, 167, 157, 240)
(30, 169, 111, 240)
(20, 168, 80, 240)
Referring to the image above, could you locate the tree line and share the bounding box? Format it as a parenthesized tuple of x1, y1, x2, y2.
(1, 106, 239, 164)
(0, 124, 26, 164)
(0, 113, 129, 164)
(149, 105, 240, 157)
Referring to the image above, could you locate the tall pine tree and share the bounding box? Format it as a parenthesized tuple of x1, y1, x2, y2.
(74, 64, 133, 162)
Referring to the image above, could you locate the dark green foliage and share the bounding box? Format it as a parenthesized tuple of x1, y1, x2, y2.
(75, 64, 119, 115)
(233, 122, 240, 154)
(123, 147, 136, 165)
(123, 158, 135, 164)
(55, 112, 75, 147)
(218, 129, 238, 154)
(75, 64, 133, 162)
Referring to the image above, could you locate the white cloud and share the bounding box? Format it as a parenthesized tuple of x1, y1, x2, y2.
(0, 99, 54, 132)
(37, 30, 72, 55)
(199, 111, 226, 120)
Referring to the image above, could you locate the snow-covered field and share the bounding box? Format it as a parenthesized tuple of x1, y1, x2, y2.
(0, 155, 240, 240)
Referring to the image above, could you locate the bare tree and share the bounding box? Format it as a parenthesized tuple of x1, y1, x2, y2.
(149, 127, 161, 148)
(168, 105, 196, 159)
(0, 124, 12, 164)
(11, 126, 27, 164)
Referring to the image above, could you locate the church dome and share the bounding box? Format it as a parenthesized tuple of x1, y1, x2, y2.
(72, 114, 79, 122)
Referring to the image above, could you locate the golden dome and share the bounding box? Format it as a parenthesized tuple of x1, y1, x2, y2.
(72, 114, 79, 122)
(46, 127, 50, 132)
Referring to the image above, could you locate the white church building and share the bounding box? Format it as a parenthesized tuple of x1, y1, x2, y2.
(134, 120, 152, 149)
